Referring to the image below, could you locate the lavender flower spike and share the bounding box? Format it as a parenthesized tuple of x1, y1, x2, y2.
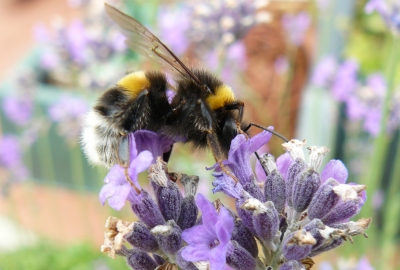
(181, 194, 234, 270)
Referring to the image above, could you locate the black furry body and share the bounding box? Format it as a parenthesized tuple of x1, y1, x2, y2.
(83, 69, 243, 167)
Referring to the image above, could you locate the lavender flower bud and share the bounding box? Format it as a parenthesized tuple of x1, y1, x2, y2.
(282, 230, 316, 261)
(231, 218, 258, 257)
(156, 181, 182, 222)
(152, 254, 166, 266)
(226, 241, 257, 270)
(149, 158, 182, 222)
(126, 249, 158, 270)
(279, 260, 306, 270)
(330, 218, 371, 238)
(307, 178, 340, 220)
(321, 184, 366, 225)
(242, 181, 265, 202)
(303, 219, 326, 250)
(292, 167, 320, 213)
(242, 199, 279, 250)
(309, 238, 343, 257)
(176, 248, 198, 270)
(151, 220, 182, 257)
(177, 195, 198, 230)
(177, 174, 199, 230)
(125, 222, 158, 253)
(235, 194, 257, 236)
(130, 190, 165, 229)
(286, 158, 307, 207)
(261, 154, 286, 213)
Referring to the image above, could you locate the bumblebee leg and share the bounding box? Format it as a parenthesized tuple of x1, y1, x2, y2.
(244, 122, 289, 143)
(206, 131, 239, 183)
(118, 135, 141, 193)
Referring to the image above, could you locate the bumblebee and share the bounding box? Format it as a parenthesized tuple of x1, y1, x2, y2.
(82, 4, 258, 171)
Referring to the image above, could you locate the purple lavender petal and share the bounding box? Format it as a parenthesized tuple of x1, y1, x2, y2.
(196, 194, 219, 233)
(320, 160, 348, 184)
(212, 172, 244, 199)
(209, 243, 228, 270)
(255, 159, 267, 183)
(181, 244, 211, 261)
(133, 130, 175, 163)
(129, 151, 153, 175)
(99, 165, 132, 210)
(276, 152, 294, 180)
(216, 208, 234, 245)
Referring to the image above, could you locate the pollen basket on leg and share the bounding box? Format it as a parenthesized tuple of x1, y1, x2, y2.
(206, 85, 235, 110)
(117, 71, 151, 98)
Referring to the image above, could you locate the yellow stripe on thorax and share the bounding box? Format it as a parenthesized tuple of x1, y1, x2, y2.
(117, 71, 150, 98)
(206, 84, 235, 110)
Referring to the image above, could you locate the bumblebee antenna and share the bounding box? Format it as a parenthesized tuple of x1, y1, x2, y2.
(244, 123, 289, 143)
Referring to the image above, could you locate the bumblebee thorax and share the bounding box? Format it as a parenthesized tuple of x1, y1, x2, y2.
(206, 84, 235, 110)
(117, 71, 150, 98)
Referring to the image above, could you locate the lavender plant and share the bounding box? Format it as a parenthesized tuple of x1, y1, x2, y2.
(97, 129, 370, 270)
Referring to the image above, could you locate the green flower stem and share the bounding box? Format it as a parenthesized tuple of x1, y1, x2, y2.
(358, 35, 400, 250)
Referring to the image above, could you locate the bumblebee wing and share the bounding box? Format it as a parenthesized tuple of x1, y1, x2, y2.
(104, 3, 204, 87)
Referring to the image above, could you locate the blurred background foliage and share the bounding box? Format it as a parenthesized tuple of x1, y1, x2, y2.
(0, 0, 399, 269)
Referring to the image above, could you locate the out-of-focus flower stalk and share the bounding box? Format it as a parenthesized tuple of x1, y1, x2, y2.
(361, 35, 400, 267)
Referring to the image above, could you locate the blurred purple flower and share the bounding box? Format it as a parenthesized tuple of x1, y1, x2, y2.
(181, 193, 234, 269)
(49, 96, 88, 122)
(356, 256, 374, 270)
(186, 0, 257, 50)
(363, 108, 382, 136)
(365, 0, 400, 35)
(67, 20, 88, 65)
(282, 12, 311, 46)
(0, 135, 22, 168)
(158, 6, 189, 55)
(311, 56, 337, 88)
(331, 59, 359, 101)
(0, 134, 30, 185)
(99, 135, 153, 211)
(226, 41, 247, 70)
(3, 96, 33, 126)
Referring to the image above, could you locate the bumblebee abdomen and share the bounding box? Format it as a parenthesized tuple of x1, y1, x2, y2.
(81, 70, 170, 167)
